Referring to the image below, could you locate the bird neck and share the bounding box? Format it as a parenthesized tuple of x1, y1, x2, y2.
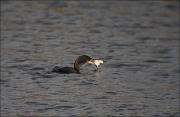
(74, 62, 80, 73)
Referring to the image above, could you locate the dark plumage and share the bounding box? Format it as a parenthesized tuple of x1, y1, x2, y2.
(52, 66, 77, 74)
(52, 55, 93, 74)
(74, 55, 92, 73)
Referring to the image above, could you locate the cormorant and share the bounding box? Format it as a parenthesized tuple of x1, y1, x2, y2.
(52, 55, 103, 74)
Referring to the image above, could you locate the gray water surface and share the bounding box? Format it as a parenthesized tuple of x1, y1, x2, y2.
(1, 1, 179, 117)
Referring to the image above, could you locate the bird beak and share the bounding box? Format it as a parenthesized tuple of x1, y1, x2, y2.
(87, 59, 94, 64)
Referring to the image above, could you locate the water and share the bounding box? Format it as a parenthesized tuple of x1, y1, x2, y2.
(1, 1, 179, 117)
